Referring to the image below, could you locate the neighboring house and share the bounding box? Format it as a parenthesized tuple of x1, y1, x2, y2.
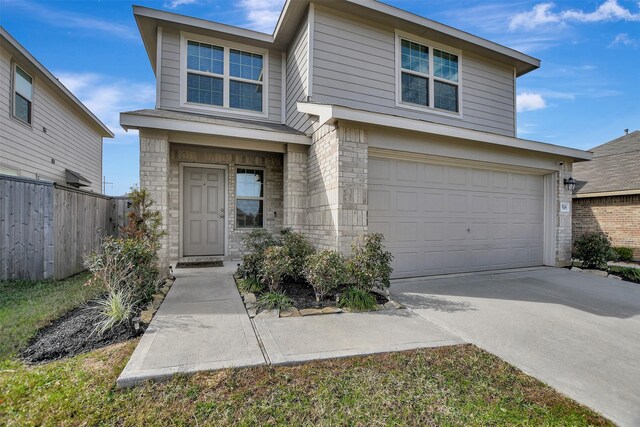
(121, 1, 591, 278)
(0, 27, 113, 193)
(573, 131, 640, 260)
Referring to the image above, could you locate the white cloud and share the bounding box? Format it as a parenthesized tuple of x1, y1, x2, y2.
(5, 1, 136, 40)
(509, 0, 640, 31)
(165, 0, 199, 9)
(609, 33, 639, 47)
(239, 0, 285, 33)
(56, 73, 155, 140)
(517, 92, 547, 112)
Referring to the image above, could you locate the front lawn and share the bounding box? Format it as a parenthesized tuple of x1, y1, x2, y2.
(0, 273, 612, 426)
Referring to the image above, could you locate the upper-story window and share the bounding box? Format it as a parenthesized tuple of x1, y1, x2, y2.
(182, 34, 267, 115)
(396, 32, 461, 115)
(13, 64, 33, 124)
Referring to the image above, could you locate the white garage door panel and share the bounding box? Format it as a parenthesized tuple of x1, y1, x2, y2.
(369, 157, 544, 278)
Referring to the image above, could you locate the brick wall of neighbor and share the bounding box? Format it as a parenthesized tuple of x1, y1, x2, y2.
(168, 144, 284, 261)
(556, 164, 573, 266)
(139, 130, 170, 271)
(283, 144, 308, 232)
(573, 194, 640, 260)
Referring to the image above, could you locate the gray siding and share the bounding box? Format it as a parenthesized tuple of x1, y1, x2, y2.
(0, 46, 103, 193)
(311, 8, 516, 137)
(285, 15, 314, 134)
(159, 28, 283, 123)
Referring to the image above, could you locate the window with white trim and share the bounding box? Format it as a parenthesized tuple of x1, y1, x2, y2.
(236, 168, 264, 228)
(186, 39, 265, 113)
(13, 65, 33, 124)
(398, 37, 460, 113)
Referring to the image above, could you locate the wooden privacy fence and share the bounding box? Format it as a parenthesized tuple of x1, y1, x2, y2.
(0, 175, 130, 280)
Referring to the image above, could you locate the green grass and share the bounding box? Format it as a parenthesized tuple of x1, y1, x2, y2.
(0, 272, 101, 358)
(338, 286, 378, 311)
(0, 342, 611, 426)
(255, 290, 293, 311)
(609, 266, 640, 283)
(0, 273, 612, 426)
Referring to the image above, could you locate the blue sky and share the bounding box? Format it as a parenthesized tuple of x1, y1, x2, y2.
(1, 0, 638, 195)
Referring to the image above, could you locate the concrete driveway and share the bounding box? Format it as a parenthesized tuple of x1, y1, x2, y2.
(392, 267, 640, 427)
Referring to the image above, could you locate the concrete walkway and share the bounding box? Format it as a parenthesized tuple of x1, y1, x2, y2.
(118, 266, 463, 387)
(117, 266, 265, 388)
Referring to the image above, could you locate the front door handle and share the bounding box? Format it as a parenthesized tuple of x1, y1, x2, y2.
(219, 208, 225, 218)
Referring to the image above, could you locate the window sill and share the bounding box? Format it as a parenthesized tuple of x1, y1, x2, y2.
(395, 101, 463, 119)
(181, 102, 269, 119)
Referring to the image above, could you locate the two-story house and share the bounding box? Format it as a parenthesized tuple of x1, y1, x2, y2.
(0, 27, 113, 193)
(121, 0, 591, 278)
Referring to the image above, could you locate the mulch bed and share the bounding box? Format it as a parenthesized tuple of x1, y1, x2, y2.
(279, 281, 388, 310)
(21, 301, 139, 364)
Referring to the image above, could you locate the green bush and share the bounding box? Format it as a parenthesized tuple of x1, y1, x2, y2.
(255, 291, 293, 311)
(304, 250, 346, 301)
(237, 252, 263, 281)
(243, 229, 280, 255)
(281, 230, 314, 281)
(347, 233, 393, 291)
(612, 247, 634, 262)
(261, 246, 292, 291)
(574, 232, 611, 269)
(609, 266, 640, 283)
(338, 286, 378, 311)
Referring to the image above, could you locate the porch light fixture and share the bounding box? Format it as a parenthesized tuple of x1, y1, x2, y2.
(564, 177, 576, 191)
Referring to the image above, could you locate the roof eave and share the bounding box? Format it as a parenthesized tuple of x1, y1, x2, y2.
(0, 27, 114, 138)
(298, 102, 591, 161)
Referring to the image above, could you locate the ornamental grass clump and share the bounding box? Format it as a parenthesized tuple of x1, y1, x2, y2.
(338, 286, 378, 311)
(255, 291, 294, 311)
(304, 250, 346, 302)
(347, 233, 393, 292)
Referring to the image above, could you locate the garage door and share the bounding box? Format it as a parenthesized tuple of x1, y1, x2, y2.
(368, 157, 545, 278)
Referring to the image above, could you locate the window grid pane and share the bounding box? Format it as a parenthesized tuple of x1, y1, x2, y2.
(434, 49, 459, 82)
(401, 72, 428, 106)
(187, 73, 223, 106)
(230, 80, 263, 112)
(14, 93, 31, 124)
(15, 66, 32, 100)
(187, 41, 223, 75)
(434, 80, 458, 112)
(401, 39, 429, 75)
(236, 168, 264, 228)
(230, 49, 263, 81)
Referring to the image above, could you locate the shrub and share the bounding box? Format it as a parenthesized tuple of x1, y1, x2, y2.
(347, 233, 393, 291)
(120, 187, 165, 249)
(255, 291, 293, 311)
(243, 229, 280, 255)
(237, 277, 265, 294)
(237, 253, 264, 281)
(281, 231, 314, 281)
(261, 246, 292, 291)
(304, 250, 346, 301)
(612, 246, 634, 262)
(574, 232, 611, 269)
(609, 266, 640, 283)
(92, 288, 136, 336)
(338, 286, 378, 311)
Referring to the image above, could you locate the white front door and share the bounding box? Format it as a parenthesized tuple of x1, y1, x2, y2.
(183, 167, 225, 256)
(368, 157, 545, 278)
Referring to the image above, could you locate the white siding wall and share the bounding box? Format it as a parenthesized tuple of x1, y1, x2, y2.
(0, 46, 103, 193)
(285, 15, 314, 134)
(159, 28, 283, 123)
(311, 8, 516, 137)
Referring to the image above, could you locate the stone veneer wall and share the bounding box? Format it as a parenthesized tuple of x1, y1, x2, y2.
(573, 194, 640, 260)
(556, 163, 573, 266)
(139, 130, 170, 271)
(168, 144, 283, 261)
(305, 124, 368, 254)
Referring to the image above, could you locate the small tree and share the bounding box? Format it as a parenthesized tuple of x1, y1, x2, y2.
(304, 250, 346, 301)
(121, 187, 164, 249)
(261, 246, 292, 291)
(347, 233, 393, 291)
(574, 232, 611, 269)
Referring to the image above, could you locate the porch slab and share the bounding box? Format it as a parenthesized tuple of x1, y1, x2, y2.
(117, 266, 265, 388)
(253, 309, 464, 365)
